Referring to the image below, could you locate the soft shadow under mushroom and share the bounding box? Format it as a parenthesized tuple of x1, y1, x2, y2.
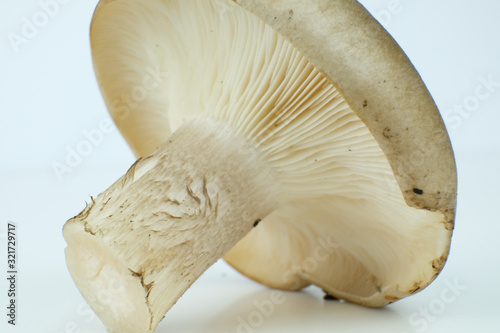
(158, 285, 413, 333)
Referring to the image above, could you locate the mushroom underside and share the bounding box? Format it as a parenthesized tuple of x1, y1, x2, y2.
(91, 0, 453, 306)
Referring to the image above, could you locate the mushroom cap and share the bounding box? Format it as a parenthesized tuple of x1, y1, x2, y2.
(90, 0, 456, 307)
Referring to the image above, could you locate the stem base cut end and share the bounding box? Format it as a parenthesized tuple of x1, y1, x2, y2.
(64, 222, 153, 333)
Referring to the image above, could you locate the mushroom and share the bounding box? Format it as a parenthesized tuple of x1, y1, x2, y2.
(63, 0, 457, 332)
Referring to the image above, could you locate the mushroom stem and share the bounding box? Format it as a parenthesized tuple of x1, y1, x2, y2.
(63, 117, 278, 333)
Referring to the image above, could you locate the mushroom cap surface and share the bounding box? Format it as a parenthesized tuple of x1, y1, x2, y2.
(90, 0, 457, 306)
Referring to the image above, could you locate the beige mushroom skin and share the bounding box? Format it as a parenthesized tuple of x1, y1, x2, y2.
(63, 0, 457, 332)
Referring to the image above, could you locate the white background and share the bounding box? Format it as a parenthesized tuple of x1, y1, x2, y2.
(1, 0, 499, 332)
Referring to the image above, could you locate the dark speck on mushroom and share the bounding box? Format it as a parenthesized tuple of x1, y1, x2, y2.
(413, 188, 424, 195)
(253, 219, 261, 227)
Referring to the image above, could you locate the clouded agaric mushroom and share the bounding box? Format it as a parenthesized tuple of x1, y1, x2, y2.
(63, 0, 457, 332)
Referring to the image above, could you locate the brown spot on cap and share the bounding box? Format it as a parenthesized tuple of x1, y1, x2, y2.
(431, 254, 447, 271)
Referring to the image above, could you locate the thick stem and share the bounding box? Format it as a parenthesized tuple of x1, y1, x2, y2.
(63, 118, 279, 333)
